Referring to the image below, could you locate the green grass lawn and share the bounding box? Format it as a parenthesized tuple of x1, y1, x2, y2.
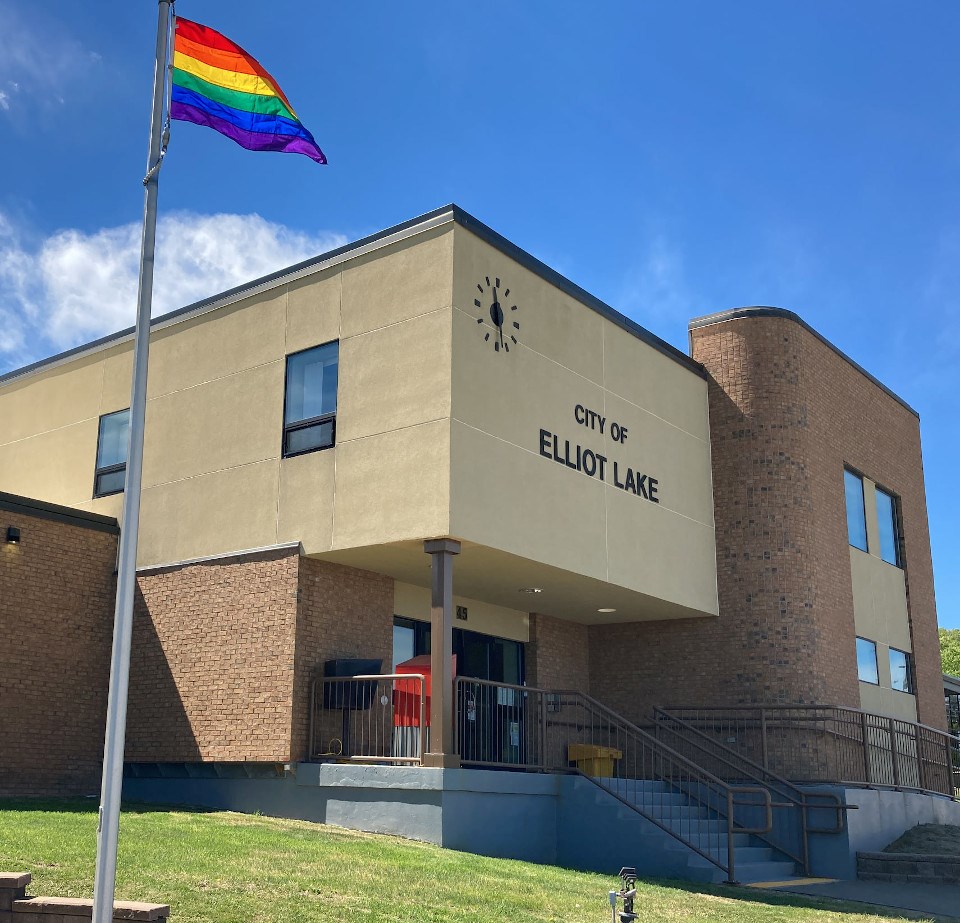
(0, 799, 937, 923)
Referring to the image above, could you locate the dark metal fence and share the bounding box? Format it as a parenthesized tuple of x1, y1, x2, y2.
(455, 678, 772, 882)
(652, 707, 850, 873)
(660, 705, 957, 799)
(308, 674, 426, 764)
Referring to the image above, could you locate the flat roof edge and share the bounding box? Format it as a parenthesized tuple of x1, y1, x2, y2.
(451, 206, 706, 378)
(0, 204, 706, 387)
(0, 491, 120, 535)
(689, 306, 919, 418)
(137, 541, 303, 575)
(0, 204, 459, 388)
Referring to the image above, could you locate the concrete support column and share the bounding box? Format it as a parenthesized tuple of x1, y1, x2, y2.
(422, 538, 461, 768)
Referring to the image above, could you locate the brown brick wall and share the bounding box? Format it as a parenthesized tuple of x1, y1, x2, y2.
(589, 312, 943, 729)
(124, 549, 394, 764)
(291, 558, 394, 761)
(0, 510, 117, 795)
(527, 612, 590, 694)
(126, 547, 301, 762)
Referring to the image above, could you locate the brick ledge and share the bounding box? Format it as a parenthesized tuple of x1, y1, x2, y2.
(12, 897, 169, 921)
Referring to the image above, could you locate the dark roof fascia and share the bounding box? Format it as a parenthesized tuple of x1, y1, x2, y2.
(449, 205, 706, 378)
(0, 204, 706, 387)
(945, 673, 960, 695)
(689, 306, 918, 418)
(0, 491, 120, 535)
(0, 204, 459, 387)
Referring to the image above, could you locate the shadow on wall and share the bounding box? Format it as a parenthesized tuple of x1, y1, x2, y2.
(125, 584, 201, 763)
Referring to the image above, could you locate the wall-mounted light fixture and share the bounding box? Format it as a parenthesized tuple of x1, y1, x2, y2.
(5, 526, 21, 544)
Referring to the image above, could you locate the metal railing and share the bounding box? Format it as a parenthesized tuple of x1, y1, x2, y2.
(953, 740, 960, 797)
(652, 707, 848, 874)
(455, 678, 772, 883)
(308, 674, 427, 764)
(660, 705, 958, 799)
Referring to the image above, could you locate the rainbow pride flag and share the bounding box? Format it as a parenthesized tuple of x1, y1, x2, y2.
(170, 18, 326, 164)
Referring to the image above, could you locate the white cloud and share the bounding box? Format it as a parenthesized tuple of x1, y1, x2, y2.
(0, 1, 100, 114)
(0, 211, 347, 370)
(619, 234, 699, 327)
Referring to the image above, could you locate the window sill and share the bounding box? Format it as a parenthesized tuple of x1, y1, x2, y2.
(282, 442, 336, 460)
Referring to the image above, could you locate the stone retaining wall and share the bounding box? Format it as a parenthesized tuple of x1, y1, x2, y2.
(857, 852, 960, 884)
(0, 873, 169, 923)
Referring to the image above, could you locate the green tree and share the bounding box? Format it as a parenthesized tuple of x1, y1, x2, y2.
(940, 628, 960, 677)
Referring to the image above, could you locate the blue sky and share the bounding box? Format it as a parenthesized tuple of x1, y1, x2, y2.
(1, 1, 958, 628)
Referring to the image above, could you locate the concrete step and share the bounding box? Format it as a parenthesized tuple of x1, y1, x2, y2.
(659, 831, 754, 852)
(663, 817, 729, 835)
(685, 859, 798, 885)
(688, 846, 776, 867)
(626, 803, 711, 819)
(603, 785, 692, 807)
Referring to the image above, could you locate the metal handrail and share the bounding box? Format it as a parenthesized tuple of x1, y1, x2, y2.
(653, 707, 849, 874)
(662, 704, 957, 800)
(454, 678, 772, 883)
(309, 673, 427, 764)
(574, 688, 774, 884)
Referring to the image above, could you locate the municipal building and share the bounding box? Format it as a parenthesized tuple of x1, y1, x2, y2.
(1, 205, 957, 883)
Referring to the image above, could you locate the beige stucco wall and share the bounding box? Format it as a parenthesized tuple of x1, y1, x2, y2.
(448, 226, 718, 619)
(0, 226, 454, 566)
(0, 216, 718, 624)
(850, 476, 917, 722)
(393, 581, 529, 643)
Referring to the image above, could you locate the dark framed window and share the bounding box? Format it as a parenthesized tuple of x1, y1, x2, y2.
(856, 636, 879, 685)
(391, 616, 525, 686)
(283, 341, 338, 457)
(844, 469, 868, 552)
(889, 648, 914, 694)
(392, 616, 432, 671)
(94, 409, 130, 497)
(876, 487, 902, 567)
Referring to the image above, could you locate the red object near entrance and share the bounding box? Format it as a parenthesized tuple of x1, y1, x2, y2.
(393, 654, 457, 727)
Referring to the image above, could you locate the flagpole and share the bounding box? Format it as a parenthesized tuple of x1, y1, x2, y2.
(92, 3, 174, 922)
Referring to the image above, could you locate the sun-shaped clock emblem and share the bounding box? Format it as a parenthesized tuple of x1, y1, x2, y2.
(474, 276, 519, 353)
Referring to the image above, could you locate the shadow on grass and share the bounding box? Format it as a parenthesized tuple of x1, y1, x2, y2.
(1, 801, 951, 921)
(0, 797, 214, 816)
(644, 875, 954, 922)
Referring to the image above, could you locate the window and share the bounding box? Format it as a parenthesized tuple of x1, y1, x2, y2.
(391, 616, 525, 685)
(889, 648, 914, 694)
(856, 637, 879, 685)
(283, 342, 338, 457)
(94, 409, 130, 497)
(844, 469, 868, 552)
(876, 487, 901, 567)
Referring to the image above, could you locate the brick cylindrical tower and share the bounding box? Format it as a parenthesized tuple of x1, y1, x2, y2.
(589, 307, 944, 730)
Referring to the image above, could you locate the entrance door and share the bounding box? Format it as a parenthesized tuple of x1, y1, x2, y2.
(392, 617, 526, 764)
(454, 630, 525, 765)
(391, 618, 525, 685)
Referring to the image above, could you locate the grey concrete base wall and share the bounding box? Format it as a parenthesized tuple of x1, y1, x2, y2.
(123, 765, 683, 876)
(123, 767, 960, 881)
(555, 775, 693, 878)
(805, 785, 960, 879)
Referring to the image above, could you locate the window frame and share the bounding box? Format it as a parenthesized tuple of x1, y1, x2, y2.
(874, 485, 903, 568)
(281, 341, 339, 459)
(856, 636, 880, 686)
(93, 408, 130, 499)
(844, 467, 869, 553)
(888, 647, 915, 694)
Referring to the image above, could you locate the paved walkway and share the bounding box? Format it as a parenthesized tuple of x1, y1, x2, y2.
(748, 877, 960, 921)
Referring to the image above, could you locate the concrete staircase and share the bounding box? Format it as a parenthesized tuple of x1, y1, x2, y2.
(601, 778, 800, 884)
